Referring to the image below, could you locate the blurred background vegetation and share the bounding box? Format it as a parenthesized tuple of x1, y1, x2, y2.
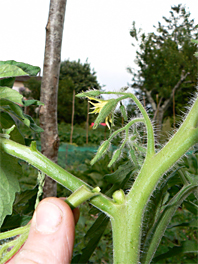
(1, 4, 197, 263)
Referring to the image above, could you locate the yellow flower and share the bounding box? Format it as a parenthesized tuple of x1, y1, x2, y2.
(87, 97, 113, 129)
(104, 115, 112, 129)
(88, 97, 107, 113)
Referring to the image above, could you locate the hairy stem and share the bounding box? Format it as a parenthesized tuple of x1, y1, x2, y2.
(0, 138, 115, 216)
(122, 95, 198, 263)
(103, 91, 155, 157)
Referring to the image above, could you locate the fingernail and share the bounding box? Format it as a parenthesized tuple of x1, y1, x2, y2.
(34, 201, 63, 234)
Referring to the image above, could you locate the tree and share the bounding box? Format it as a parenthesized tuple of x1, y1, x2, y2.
(58, 59, 100, 142)
(39, 0, 67, 197)
(128, 5, 198, 135)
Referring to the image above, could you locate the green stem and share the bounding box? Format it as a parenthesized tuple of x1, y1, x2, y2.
(0, 224, 30, 264)
(103, 92, 155, 157)
(115, 95, 198, 263)
(0, 224, 30, 241)
(65, 186, 101, 209)
(110, 204, 140, 264)
(0, 138, 115, 216)
(109, 118, 144, 141)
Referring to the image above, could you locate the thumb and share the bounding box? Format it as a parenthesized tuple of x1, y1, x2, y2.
(9, 197, 75, 264)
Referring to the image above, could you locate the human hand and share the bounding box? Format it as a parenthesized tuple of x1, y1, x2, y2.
(7, 197, 79, 264)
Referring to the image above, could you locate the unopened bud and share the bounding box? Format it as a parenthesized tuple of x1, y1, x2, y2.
(120, 104, 128, 121)
(92, 186, 101, 193)
(98, 140, 110, 154)
(90, 140, 110, 165)
(108, 149, 121, 167)
(112, 189, 125, 204)
(76, 90, 102, 98)
(130, 135, 137, 141)
(30, 141, 37, 151)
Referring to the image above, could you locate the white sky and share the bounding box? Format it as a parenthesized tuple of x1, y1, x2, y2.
(0, 0, 197, 91)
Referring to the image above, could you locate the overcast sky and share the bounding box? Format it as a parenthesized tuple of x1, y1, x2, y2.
(0, 0, 197, 91)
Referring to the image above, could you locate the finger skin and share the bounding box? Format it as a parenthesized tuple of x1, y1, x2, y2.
(8, 197, 75, 264)
(59, 197, 80, 225)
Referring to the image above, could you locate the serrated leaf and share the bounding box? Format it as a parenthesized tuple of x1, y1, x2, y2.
(0, 65, 28, 79)
(0, 152, 21, 227)
(0, 60, 40, 76)
(0, 87, 23, 105)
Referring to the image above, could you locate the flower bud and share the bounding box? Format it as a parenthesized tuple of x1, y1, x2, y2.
(108, 149, 121, 167)
(76, 90, 102, 98)
(112, 189, 125, 204)
(90, 140, 110, 165)
(120, 104, 128, 121)
(92, 186, 101, 193)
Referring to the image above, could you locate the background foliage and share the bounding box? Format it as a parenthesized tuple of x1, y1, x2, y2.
(128, 5, 198, 128)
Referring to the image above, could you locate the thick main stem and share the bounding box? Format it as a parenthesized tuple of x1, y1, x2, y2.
(110, 203, 143, 264)
(121, 96, 198, 264)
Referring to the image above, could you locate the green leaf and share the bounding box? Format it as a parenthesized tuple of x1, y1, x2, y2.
(104, 160, 134, 184)
(0, 112, 24, 144)
(183, 200, 198, 215)
(24, 114, 44, 133)
(0, 87, 23, 105)
(141, 184, 198, 264)
(0, 152, 21, 227)
(168, 219, 198, 229)
(0, 65, 28, 79)
(0, 60, 40, 76)
(0, 96, 43, 133)
(0, 98, 30, 127)
(191, 39, 198, 44)
(72, 213, 109, 263)
(22, 99, 44, 107)
(0, 77, 15, 88)
(13, 188, 37, 216)
(0, 215, 31, 232)
(153, 240, 198, 262)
